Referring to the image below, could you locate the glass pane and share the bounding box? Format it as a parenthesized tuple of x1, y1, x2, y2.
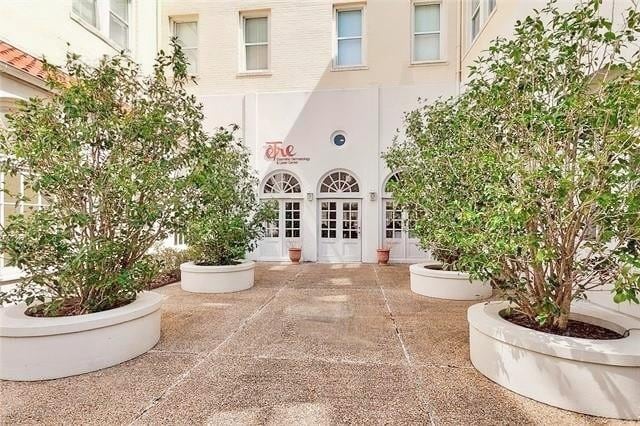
(472, 14, 480, 39)
(415, 4, 439, 33)
(322, 230, 328, 238)
(293, 230, 300, 238)
(3, 173, 19, 203)
(337, 39, 361, 66)
(110, 0, 128, 20)
(343, 231, 349, 239)
(110, 15, 129, 48)
(73, 0, 96, 26)
(245, 17, 268, 43)
(246, 45, 268, 70)
(386, 230, 393, 238)
(176, 22, 198, 47)
(330, 230, 336, 238)
(285, 229, 292, 238)
(337, 10, 362, 37)
(183, 48, 197, 74)
(414, 33, 439, 61)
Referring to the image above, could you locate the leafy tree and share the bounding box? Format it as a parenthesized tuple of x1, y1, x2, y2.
(182, 126, 275, 266)
(0, 41, 206, 316)
(386, 0, 640, 330)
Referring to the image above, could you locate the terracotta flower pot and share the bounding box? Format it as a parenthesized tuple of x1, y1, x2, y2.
(377, 248, 390, 265)
(288, 248, 302, 264)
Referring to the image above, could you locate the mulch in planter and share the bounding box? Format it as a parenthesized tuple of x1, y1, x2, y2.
(148, 271, 180, 290)
(502, 311, 624, 340)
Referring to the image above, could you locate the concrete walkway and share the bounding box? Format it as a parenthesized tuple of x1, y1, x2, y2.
(0, 263, 628, 425)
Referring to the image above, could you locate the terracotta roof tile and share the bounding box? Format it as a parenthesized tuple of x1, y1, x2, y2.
(0, 40, 47, 80)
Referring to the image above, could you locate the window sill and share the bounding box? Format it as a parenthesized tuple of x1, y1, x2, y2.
(331, 65, 369, 72)
(410, 59, 448, 67)
(236, 70, 272, 78)
(70, 12, 127, 53)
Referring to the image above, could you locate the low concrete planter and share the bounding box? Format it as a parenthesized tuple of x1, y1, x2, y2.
(409, 262, 492, 300)
(0, 291, 163, 381)
(468, 301, 640, 420)
(180, 260, 255, 293)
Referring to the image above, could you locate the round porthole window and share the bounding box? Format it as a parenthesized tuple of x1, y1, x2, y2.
(331, 131, 347, 147)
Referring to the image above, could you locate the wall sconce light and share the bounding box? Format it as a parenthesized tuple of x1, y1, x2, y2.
(306, 192, 314, 201)
(369, 191, 377, 201)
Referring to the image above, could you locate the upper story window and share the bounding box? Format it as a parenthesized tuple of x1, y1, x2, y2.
(413, 2, 441, 62)
(488, 0, 496, 14)
(471, 0, 481, 41)
(241, 12, 269, 72)
(71, 0, 130, 49)
(109, 0, 129, 48)
(73, 0, 97, 26)
(174, 20, 198, 75)
(469, 0, 496, 45)
(334, 6, 365, 68)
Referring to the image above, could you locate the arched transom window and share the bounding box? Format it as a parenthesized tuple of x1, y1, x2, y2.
(384, 172, 400, 194)
(263, 172, 301, 194)
(320, 171, 360, 193)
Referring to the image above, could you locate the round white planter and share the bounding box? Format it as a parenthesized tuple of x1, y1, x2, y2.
(409, 262, 492, 300)
(180, 260, 255, 293)
(468, 301, 640, 420)
(0, 291, 163, 381)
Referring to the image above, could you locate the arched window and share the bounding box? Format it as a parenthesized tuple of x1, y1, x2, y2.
(384, 172, 401, 194)
(319, 171, 360, 193)
(263, 171, 301, 194)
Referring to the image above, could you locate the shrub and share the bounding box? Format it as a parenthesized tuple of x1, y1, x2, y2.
(182, 127, 275, 266)
(386, 0, 640, 330)
(0, 41, 206, 316)
(148, 246, 192, 289)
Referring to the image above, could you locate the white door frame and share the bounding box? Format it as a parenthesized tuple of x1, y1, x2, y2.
(258, 198, 302, 261)
(317, 198, 362, 263)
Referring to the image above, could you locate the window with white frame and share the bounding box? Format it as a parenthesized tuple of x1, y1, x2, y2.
(71, 0, 130, 49)
(73, 0, 97, 26)
(0, 171, 47, 271)
(488, 0, 496, 14)
(470, 0, 481, 41)
(109, 0, 129, 48)
(242, 14, 269, 71)
(413, 2, 441, 62)
(174, 20, 198, 74)
(335, 6, 364, 68)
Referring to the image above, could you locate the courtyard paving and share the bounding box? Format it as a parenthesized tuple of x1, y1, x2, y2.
(0, 263, 632, 425)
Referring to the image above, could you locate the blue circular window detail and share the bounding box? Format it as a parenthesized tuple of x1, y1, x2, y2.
(332, 132, 346, 147)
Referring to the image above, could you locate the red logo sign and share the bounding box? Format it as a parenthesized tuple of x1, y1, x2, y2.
(265, 141, 296, 161)
(264, 141, 310, 164)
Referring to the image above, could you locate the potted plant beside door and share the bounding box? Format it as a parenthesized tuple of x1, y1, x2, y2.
(287, 240, 302, 264)
(376, 247, 391, 265)
(179, 127, 275, 293)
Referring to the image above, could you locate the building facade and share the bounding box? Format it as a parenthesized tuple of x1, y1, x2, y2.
(1, 0, 635, 266)
(0, 0, 158, 279)
(161, 0, 467, 263)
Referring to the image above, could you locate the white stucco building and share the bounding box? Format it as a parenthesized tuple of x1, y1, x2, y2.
(1, 0, 636, 267)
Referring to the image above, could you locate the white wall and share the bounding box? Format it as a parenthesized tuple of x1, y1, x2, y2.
(0, 0, 158, 71)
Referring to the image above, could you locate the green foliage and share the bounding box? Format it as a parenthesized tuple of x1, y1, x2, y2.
(385, 0, 640, 330)
(148, 246, 192, 288)
(182, 126, 275, 266)
(0, 40, 207, 316)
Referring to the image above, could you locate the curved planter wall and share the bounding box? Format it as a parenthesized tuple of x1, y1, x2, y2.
(468, 301, 640, 420)
(410, 262, 492, 300)
(180, 260, 255, 293)
(0, 291, 163, 381)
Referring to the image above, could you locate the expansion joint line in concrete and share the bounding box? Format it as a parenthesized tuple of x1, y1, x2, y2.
(373, 266, 437, 426)
(128, 271, 297, 425)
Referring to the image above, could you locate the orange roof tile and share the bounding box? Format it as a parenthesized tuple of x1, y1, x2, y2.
(0, 40, 47, 80)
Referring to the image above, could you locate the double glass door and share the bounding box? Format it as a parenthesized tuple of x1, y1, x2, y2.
(383, 200, 427, 262)
(259, 199, 302, 260)
(318, 199, 361, 262)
